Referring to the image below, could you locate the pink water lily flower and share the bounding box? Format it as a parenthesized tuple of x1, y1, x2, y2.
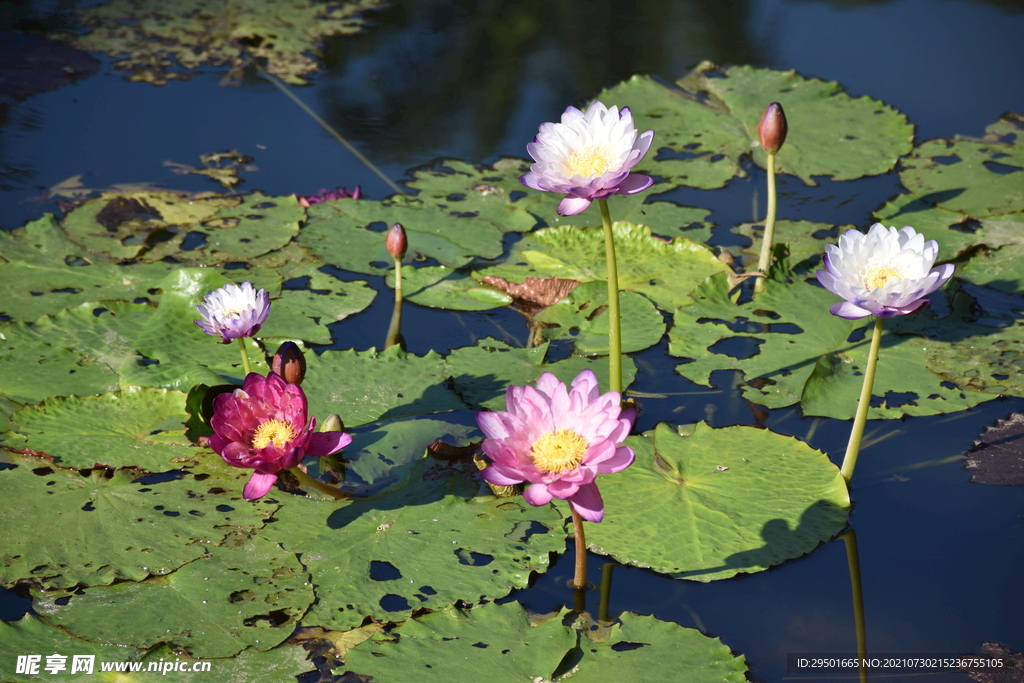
(816, 223, 955, 319)
(194, 281, 271, 342)
(477, 369, 634, 522)
(521, 100, 654, 216)
(209, 372, 351, 500)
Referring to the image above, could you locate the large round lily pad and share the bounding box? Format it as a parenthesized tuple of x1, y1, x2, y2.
(576, 422, 849, 581)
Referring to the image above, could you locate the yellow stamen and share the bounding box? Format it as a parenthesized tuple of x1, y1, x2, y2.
(251, 419, 297, 449)
(564, 145, 615, 178)
(530, 429, 588, 474)
(863, 264, 905, 290)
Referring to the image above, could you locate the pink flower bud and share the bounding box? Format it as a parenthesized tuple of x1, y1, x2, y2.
(386, 223, 408, 261)
(272, 341, 306, 385)
(758, 102, 788, 154)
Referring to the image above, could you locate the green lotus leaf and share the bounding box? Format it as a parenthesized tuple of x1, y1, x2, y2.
(567, 612, 749, 683)
(298, 195, 507, 275)
(263, 462, 566, 630)
(62, 0, 386, 86)
(386, 265, 513, 311)
(598, 65, 913, 189)
(341, 601, 575, 682)
(443, 337, 638, 411)
(260, 270, 376, 343)
(302, 345, 467, 428)
(899, 119, 1024, 218)
(5, 388, 192, 471)
(534, 281, 665, 356)
(873, 194, 982, 261)
(0, 454, 277, 589)
(668, 273, 993, 419)
(479, 222, 728, 312)
(951, 214, 1024, 293)
(36, 536, 312, 658)
(572, 422, 849, 581)
(729, 220, 854, 270)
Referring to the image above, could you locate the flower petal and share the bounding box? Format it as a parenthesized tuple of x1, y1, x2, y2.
(557, 196, 593, 216)
(569, 483, 605, 523)
(242, 472, 278, 500)
(307, 431, 352, 457)
(522, 482, 553, 506)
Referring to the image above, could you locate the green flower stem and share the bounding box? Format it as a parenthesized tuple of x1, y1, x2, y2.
(754, 152, 778, 293)
(841, 529, 869, 683)
(841, 317, 884, 482)
(288, 467, 350, 501)
(598, 562, 616, 623)
(571, 508, 588, 590)
(384, 258, 404, 349)
(598, 199, 622, 394)
(237, 337, 252, 376)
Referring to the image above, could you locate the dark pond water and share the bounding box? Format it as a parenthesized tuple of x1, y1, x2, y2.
(1, 0, 1023, 681)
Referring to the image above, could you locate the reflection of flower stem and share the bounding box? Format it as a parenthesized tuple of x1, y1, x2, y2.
(842, 317, 884, 482)
(598, 199, 622, 394)
(841, 529, 869, 683)
(755, 151, 777, 293)
(598, 562, 616, 623)
(237, 337, 252, 376)
(385, 259, 404, 349)
(571, 508, 588, 590)
(288, 467, 350, 500)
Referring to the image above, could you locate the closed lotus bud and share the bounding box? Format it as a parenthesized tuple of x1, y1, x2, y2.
(758, 102, 788, 154)
(320, 413, 344, 433)
(272, 341, 306, 385)
(386, 222, 407, 261)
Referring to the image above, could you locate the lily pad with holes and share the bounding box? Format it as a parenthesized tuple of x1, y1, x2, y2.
(668, 273, 993, 419)
(301, 345, 467, 428)
(5, 388, 192, 471)
(729, 220, 854, 270)
(568, 422, 849, 581)
(260, 270, 376, 343)
(443, 337, 638, 411)
(534, 281, 666, 356)
(0, 454, 277, 589)
(36, 536, 312, 658)
(479, 222, 729, 312)
(597, 65, 913, 189)
(263, 460, 566, 631)
(386, 266, 513, 311)
(899, 115, 1024, 217)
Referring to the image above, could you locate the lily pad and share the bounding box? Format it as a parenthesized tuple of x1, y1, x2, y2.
(964, 412, 1024, 485)
(387, 266, 513, 311)
(899, 114, 1024, 217)
(302, 345, 467, 428)
(341, 601, 576, 682)
(263, 461, 566, 630)
(5, 388, 192, 471)
(260, 270, 376, 343)
(36, 536, 312, 658)
(443, 337, 638, 411)
(729, 220, 854, 270)
(669, 273, 994, 419)
(0, 455, 276, 589)
(597, 64, 913, 189)
(62, 0, 386, 86)
(344, 416, 478, 488)
(574, 422, 849, 581)
(480, 222, 729, 311)
(534, 281, 666, 356)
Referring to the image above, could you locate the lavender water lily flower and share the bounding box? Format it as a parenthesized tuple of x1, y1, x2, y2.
(194, 281, 271, 342)
(816, 224, 955, 319)
(477, 369, 634, 523)
(521, 101, 654, 216)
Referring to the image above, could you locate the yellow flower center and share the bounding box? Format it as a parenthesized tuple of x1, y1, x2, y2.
(564, 145, 615, 178)
(251, 419, 297, 449)
(530, 429, 589, 474)
(863, 264, 906, 290)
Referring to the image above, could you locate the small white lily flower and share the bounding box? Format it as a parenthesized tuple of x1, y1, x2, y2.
(194, 281, 271, 342)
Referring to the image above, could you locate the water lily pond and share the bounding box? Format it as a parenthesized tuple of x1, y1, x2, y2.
(1, 1, 1023, 681)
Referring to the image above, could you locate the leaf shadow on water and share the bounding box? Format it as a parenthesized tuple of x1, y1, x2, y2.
(671, 501, 849, 579)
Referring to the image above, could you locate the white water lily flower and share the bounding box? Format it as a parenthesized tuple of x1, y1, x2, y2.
(816, 224, 954, 319)
(520, 100, 654, 216)
(194, 281, 271, 342)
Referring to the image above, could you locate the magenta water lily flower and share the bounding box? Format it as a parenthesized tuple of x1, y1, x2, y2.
(477, 369, 634, 522)
(194, 281, 271, 342)
(816, 224, 955, 319)
(209, 372, 351, 500)
(521, 100, 654, 216)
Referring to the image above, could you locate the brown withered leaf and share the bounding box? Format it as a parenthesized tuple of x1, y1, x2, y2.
(481, 275, 580, 317)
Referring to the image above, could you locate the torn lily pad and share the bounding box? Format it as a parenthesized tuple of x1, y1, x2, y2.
(60, 0, 386, 86)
